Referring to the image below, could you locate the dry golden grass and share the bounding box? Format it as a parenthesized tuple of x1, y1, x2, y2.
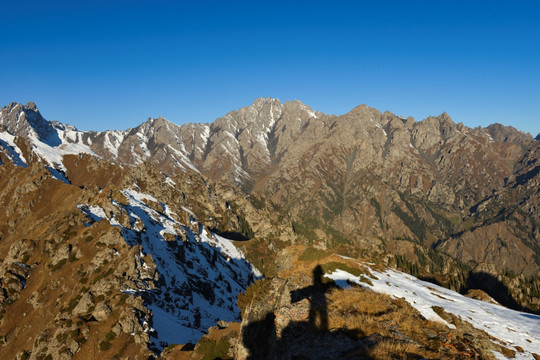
(494, 344, 516, 358)
(328, 287, 393, 337)
(323, 286, 488, 359)
(368, 339, 432, 359)
(253, 245, 507, 359)
(328, 287, 390, 315)
(282, 245, 374, 279)
(327, 287, 447, 338)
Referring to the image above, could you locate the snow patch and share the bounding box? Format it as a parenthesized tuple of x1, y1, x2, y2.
(200, 124, 210, 145)
(168, 145, 200, 173)
(164, 176, 176, 187)
(25, 128, 96, 172)
(375, 123, 387, 137)
(103, 130, 126, 156)
(0, 132, 28, 167)
(326, 264, 540, 358)
(46, 166, 70, 184)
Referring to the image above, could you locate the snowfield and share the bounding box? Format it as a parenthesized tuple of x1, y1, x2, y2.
(327, 265, 540, 360)
(0, 125, 95, 182)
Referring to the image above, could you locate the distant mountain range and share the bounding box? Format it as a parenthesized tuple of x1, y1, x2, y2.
(2, 99, 538, 273)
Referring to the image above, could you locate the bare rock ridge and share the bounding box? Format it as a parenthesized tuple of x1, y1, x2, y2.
(0, 102, 57, 144)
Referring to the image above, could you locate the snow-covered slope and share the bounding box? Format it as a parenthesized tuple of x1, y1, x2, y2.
(79, 188, 261, 350)
(327, 263, 540, 360)
(0, 132, 28, 167)
(0, 102, 96, 182)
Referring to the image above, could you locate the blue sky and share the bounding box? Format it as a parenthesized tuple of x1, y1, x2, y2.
(1, 1, 539, 135)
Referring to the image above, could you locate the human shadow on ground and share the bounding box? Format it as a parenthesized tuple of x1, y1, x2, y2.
(290, 265, 329, 331)
(241, 265, 374, 360)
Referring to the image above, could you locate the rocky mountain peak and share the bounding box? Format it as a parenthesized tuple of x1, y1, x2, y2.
(347, 104, 382, 120)
(285, 99, 319, 119)
(25, 101, 38, 111)
(0, 101, 60, 145)
(252, 97, 282, 107)
(419, 112, 455, 128)
(437, 112, 457, 137)
(145, 115, 173, 126)
(438, 111, 453, 122)
(486, 123, 534, 143)
(408, 112, 461, 148)
(135, 116, 179, 139)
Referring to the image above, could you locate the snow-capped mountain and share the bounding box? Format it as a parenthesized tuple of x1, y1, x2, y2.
(0, 102, 202, 180)
(0, 99, 322, 188)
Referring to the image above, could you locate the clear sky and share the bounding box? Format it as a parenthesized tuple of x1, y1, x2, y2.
(1, 0, 539, 136)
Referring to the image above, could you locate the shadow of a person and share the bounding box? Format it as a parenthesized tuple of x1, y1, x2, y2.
(290, 265, 330, 331)
(241, 267, 369, 359)
(309, 265, 328, 331)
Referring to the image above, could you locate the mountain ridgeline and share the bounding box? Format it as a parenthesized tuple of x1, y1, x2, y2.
(1, 98, 540, 353)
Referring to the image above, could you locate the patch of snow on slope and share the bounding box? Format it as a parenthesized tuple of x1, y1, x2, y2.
(200, 229, 262, 277)
(200, 124, 210, 145)
(297, 102, 317, 118)
(326, 265, 540, 359)
(77, 204, 107, 225)
(123, 188, 159, 204)
(79, 189, 261, 351)
(375, 123, 387, 137)
(164, 176, 176, 187)
(168, 145, 200, 173)
(103, 130, 125, 157)
(137, 133, 151, 157)
(60, 128, 80, 143)
(233, 165, 251, 185)
(0, 132, 28, 167)
(26, 128, 95, 176)
(46, 166, 70, 184)
(129, 145, 144, 164)
(180, 206, 195, 218)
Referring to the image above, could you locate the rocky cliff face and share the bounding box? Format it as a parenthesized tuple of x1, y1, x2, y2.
(439, 141, 540, 275)
(171, 99, 537, 276)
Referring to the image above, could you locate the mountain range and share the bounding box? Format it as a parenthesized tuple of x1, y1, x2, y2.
(2, 99, 539, 271)
(1, 98, 539, 359)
